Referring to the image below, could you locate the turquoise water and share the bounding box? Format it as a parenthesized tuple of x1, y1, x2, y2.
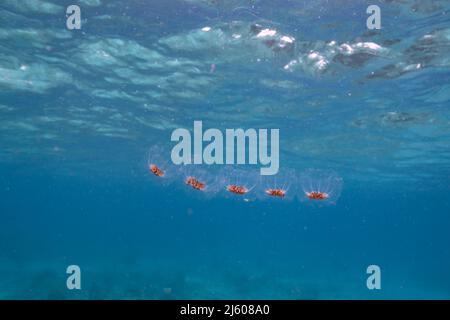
(0, 0, 450, 299)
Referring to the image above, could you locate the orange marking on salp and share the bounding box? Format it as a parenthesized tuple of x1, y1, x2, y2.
(149, 164, 164, 177)
(265, 188, 286, 198)
(186, 177, 206, 191)
(227, 185, 248, 195)
(306, 191, 329, 200)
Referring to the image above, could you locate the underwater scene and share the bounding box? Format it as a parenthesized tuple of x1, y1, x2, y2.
(0, 0, 449, 300)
